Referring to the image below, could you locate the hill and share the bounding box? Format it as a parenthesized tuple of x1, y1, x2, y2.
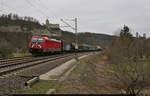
(0, 13, 114, 58)
(0, 13, 114, 46)
(59, 31, 114, 46)
(0, 13, 44, 31)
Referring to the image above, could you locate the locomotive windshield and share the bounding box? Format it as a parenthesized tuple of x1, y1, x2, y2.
(32, 38, 43, 44)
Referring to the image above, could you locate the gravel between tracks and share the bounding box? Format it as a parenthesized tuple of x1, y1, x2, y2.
(0, 54, 77, 94)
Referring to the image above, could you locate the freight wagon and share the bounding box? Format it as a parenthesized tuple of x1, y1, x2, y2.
(62, 41, 76, 53)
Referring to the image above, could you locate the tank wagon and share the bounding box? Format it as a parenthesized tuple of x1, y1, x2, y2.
(29, 36, 101, 55)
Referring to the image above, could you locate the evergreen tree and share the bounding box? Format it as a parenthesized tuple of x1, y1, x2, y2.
(119, 25, 133, 47)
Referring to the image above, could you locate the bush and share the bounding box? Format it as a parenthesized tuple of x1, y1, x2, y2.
(109, 25, 150, 94)
(0, 39, 15, 58)
(0, 32, 32, 58)
(103, 48, 111, 59)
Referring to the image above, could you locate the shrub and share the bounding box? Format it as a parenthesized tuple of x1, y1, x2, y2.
(0, 39, 15, 58)
(103, 48, 111, 59)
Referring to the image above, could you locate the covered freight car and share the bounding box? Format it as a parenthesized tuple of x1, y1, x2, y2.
(62, 40, 76, 52)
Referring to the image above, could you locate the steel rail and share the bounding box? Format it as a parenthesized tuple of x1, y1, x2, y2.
(0, 54, 74, 76)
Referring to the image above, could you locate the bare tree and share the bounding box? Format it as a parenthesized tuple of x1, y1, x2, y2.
(109, 25, 150, 94)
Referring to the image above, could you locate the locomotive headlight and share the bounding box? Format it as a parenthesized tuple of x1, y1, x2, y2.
(32, 44, 35, 48)
(38, 45, 42, 48)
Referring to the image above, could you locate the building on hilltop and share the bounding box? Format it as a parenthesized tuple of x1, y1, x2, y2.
(0, 19, 62, 37)
(44, 19, 62, 37)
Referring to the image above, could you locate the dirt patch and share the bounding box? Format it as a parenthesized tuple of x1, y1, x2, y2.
(55, 52, 121, 94)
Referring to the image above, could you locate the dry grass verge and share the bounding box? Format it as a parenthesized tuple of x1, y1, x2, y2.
(55, 52, 120, 94)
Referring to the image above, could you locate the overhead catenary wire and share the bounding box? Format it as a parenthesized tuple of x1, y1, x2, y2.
(0, 0, 5, 14)
(0, 0, 3, 11)
(37, 0, 66, 25)
(0, 0, 74, 28)
(36, 0, 60, 24)
(0, 0, 62, 27)
(26, 0, 73, 25)
(0, 0, 50, 19)
(37, 0, 57, 18)
(25, 0, 51, 19)
(0, 0, 23, 15)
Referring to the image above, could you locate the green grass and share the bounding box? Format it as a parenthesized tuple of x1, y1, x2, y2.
(69, 61, 87, 76)
(70, 64, 82, 75)
(12, 53, 32, 57)
(55, 59, 97, 93)
(54, 61, 86, 93)
(54, 81, 67, 94)
(22, 80, 57, 94)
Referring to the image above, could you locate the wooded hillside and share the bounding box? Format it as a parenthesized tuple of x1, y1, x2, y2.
(0, 13, 114, 58)
(0, 13, 45, 31)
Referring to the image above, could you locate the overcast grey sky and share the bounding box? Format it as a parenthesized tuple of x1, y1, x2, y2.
(1, 0, 150, 37)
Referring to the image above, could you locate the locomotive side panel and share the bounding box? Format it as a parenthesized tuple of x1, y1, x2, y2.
(46, 40, 62, 53)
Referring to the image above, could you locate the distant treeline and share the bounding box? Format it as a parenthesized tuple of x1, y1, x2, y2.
(0, 13, 45, 30)
(60, 31, 114, 47)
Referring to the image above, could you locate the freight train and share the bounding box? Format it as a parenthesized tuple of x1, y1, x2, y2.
(29, 36, 101, 55)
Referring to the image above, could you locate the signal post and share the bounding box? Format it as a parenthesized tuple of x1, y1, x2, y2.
(61, 18, 78, 59)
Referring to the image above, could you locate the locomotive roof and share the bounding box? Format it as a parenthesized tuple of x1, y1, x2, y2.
(32, 36, 61, 42)
(48, 38, 61, 42)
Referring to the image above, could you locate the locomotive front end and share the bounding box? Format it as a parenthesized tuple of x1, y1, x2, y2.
(29, 36, 44, 54)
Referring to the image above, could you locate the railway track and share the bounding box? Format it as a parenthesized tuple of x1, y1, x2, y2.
(0, 52, 90, 94)
(0, 56, 33, 65)
(0, 53, 79, 78)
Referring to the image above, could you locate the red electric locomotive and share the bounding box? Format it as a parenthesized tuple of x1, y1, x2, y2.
(29, 36, 62, 54)
(29, 36, 100, 55)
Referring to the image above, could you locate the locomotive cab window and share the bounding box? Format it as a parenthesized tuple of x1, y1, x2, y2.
(32, 38, 43, 44)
